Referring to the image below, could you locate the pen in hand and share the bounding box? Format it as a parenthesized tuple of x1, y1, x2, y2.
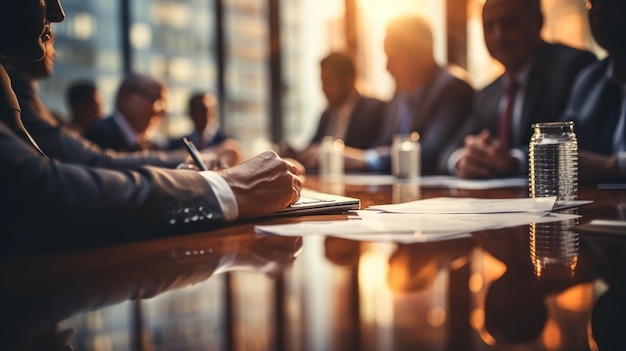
(182, 137, 209, 171)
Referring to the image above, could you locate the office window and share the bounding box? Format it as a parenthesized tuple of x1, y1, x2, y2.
(41, 1, 123, 121)
(131, 0, 217, 140)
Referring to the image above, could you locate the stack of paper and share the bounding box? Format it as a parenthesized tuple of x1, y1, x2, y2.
(255, 196, 585, 243)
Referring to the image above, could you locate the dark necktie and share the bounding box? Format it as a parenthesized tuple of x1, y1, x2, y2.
(499, 80, 518, 149)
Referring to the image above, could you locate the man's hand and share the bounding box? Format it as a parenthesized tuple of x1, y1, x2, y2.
(297, 144, 320, 169)
(218, 151, 305, 218)
(456, 130, 520, 179)
(456, 130, 495, 178)
(579, 150, 619, 183)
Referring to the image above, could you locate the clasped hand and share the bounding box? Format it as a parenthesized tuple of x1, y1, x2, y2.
(456, 130, 520, 179)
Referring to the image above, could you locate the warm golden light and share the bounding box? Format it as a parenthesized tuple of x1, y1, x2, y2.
(469, 273, 484, 292)
(542, 319, 562, 350)
(359, 247, 395, 326)
(555, 283, 593, 312)
(470, 308, 485, 330)
(427, 306, 446, 327)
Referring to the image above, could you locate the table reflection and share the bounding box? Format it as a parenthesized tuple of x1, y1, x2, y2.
(0, 233, 301, 350)
(2, 180, 626, 350)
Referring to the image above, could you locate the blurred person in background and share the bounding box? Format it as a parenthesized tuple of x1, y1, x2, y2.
(560, 0, 626, 183)
(84, 73, 167, 152)
(443, 0, 596, 178)
(169, 91, 243, 168)
(340, 15, 474, 174)
(66, 79, 104, 132)
(281, 51, 385, 170)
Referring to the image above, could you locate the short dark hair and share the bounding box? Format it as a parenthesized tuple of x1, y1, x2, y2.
(67, 80, 97, 109)
(320, 52, 356, 79)
(188, 91, 218, 115)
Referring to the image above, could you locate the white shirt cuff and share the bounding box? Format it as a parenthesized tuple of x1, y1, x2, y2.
(447, 148, 463, 175)
(199, 171, 239, 221)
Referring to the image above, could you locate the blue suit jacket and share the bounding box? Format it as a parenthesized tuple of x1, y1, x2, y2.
(561, 58, 622, 155)
(440, 41, 597, 173)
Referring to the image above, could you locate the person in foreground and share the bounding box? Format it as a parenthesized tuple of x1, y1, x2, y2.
(2, 32, 230, 172)
(560, 0, 626, 183)
(0, 0, 304, 256)
(442, 0, 596, 178)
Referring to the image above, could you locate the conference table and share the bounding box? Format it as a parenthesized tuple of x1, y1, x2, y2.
(1, 175, 625, 351)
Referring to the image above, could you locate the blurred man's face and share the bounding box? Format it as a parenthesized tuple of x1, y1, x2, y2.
(384, 32, 428, 92)
(320, 66, 354, 109)
(191, 94, 220, 133)
(482, 0, 542, 73)
(0, 0, 65, 61)
(127, 86, 167, 134)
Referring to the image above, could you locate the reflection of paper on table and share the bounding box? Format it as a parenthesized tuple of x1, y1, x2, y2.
(418, 176, 528, 189)
(342, 174, 528, 189)
(368, 196, 557, 214)
(254, 211, 580, 244)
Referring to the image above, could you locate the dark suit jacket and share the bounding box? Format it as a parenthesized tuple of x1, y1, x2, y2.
(310, 95, 385, 149)
(561, 58, 621, 155)
(6, 67, 186, 170)
(0, 64, 224, 257)
(374, 66, 474, 174)
(440, 41, 597, 173)
(84, 115, 144, 152)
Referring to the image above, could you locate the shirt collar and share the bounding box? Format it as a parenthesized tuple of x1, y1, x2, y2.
(334, 89, 360, 115)
(503, 61, 533, 88)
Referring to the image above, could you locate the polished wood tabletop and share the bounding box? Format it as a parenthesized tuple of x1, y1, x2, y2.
(2, 175, 626, 351)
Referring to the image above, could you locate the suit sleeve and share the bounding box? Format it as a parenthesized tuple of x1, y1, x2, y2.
(0, 121, 225, 255)
(20, 108, 188, 169)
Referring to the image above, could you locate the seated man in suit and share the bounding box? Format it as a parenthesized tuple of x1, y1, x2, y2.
(0, 0, 304, 256)
(341, 15, 474, 174)
(66, 79, 104, 132)
(84, 73, 166, 152)
(281, 52, 385, 170)
(169, 91, 243, 168)
(442, 0, 596, 178)
(3, 36, 217, 170)
(560, 0, 626, 183)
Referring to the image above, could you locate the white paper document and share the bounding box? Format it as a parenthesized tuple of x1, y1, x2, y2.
(254, 211, 580, 244)
(367, 196, 557, 214)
